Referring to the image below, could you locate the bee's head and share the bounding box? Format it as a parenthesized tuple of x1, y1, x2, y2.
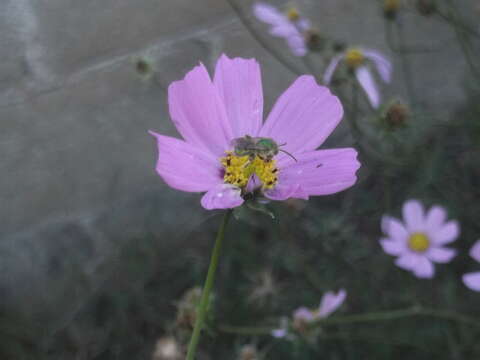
(256, 138, 278, 152)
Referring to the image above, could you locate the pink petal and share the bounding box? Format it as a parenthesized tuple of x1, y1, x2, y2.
(271, 328, 287, 338)
(412, 256, 435, 279)
(381, 216, 409, 243)
(286, 32, 307, 56)
(149, 131, 221, 192)
(355, 66, 380, 108)
(274, 148, 359, 197)
(213, 55, 263, 138)
(253, 3, 286, 26)
(396, 253, 434, 278)
(402, 199, 425, 232)
(269, 23, 293, 37)
(463, 272, 480, 291)
(296, 18, 311, 31)
(380, 237, 407, 256)
(426, 247, 456, 263)
(264, 183, 307, 201)
(318, 289, 347, 318)
(430, 221, 459, 245)
(425, 205, 447, 233)
(293, 307, 314, 321)
(200, 184, 244, 210)
(260, 77, 343, 154)
(168, 63, 232, 156)
(323, 54, 344, 85)
(395, 253, 419, 271)
(363, 49, 392, 83)
(469, 240, 480, 263)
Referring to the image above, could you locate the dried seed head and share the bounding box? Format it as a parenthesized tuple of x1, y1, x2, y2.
(152, 337, 182, 360)
(175, 287, 204, 329)
(238, 345, 259, 360)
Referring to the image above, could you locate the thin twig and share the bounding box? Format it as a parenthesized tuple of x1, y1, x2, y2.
(225, 0, 303, 76)
(218, 306, 480, 336)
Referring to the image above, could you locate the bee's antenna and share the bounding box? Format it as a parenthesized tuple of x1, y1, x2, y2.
(279, 149, 297, 162)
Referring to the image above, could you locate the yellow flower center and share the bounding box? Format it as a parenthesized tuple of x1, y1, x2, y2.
(345, 49, 365, 69)
(220, 152, 279, 190)
(286, 7, 300, 21)
(384, 0, 401, 12)
(408, 232, 430, 252)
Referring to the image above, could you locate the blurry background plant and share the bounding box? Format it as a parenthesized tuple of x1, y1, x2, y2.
(1, 0, 480, 359)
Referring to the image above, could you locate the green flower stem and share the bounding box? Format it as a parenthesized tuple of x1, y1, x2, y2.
(218, 307, 480, 336)
(186, 209, 232, 360)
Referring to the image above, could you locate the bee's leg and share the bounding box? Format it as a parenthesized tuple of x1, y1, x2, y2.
(242, 154, 255, 168)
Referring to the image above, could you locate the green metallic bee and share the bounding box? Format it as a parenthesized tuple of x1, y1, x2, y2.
(231, 135, 297, 162)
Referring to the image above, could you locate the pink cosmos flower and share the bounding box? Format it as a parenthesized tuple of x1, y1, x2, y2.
(323, 48, 392, 108)
(150, 55, 360, 210)
(272, 289, 346, 338)
(253, 2, 310, 56)
(462, 240, 480, 291)
(380, 200, 458, 279)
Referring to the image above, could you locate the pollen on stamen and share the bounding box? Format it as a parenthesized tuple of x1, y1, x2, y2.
(408, 232, 430, 252)
(345, 49, 365, 69)
(220, 151, 279, 190)
(286, 7, 300, 21)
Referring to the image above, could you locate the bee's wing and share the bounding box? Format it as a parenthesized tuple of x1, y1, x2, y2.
(231, 137, 255, 149)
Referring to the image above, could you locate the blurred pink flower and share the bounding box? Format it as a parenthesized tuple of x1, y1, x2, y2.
(150, 54, 360, 210)
(272, 289, 346, 338)
(271, 317, 289, 339)
(294, 289, 347, 320)
(462, 240, 480, 291)
(253, 2, 310, 56)
(380, 200, 458, 279)
(324, 48, 392, 108)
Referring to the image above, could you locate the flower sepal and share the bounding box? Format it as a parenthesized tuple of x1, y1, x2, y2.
(233, 194, 277, 224)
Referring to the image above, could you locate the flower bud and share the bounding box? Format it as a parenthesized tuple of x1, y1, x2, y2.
(237, 345, 259, 360)
(383, 0, 401, 20)
(134, 56, 155, 80)
(383, 101, 409, 129)
(304, 29, 325, 52)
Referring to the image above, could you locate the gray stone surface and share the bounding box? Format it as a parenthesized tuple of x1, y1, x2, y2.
(0, 0, 473, 354)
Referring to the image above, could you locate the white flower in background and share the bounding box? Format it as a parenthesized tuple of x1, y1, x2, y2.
(324, 48, 392, 108)
(253, 2, 311, 56)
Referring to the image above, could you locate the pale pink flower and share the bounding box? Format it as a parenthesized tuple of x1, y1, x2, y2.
(253, 2, 310, 56)
(462, 240, 480, 291)
(271, 317, 289, 339)
(380, 200, 458, 279)
(324, 48, 392, 108)
(150, 55, 360, 210)
(272, 289, 346, 338)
